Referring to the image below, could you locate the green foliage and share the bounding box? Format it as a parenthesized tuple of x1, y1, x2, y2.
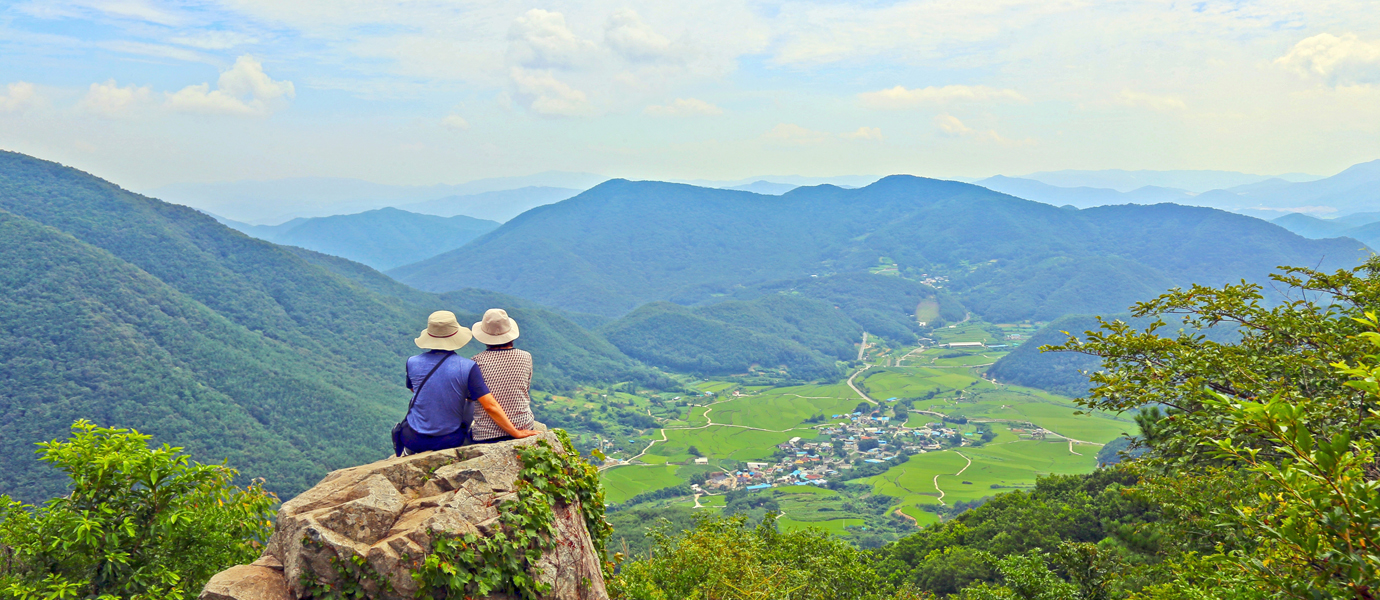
(875, 468, 1156, 595)
(1040, 258, 1380, 597)
(0, 151, 658, 500)
(0, 421, 276, 600)
(611, 513, 909, 600)
(412, 432, 611, 599)
(601, 300, 848, 381)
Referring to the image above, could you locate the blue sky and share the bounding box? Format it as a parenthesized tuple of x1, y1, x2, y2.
(1, 0, 1378, 189)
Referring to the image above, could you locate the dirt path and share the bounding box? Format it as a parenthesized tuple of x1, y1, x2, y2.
(932, 452, 973, 507)
(601, 402, 810, 472)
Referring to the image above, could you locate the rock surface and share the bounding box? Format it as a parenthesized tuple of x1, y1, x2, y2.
(200, 431, 608, 600)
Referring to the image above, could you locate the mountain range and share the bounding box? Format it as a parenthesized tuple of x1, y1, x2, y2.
(146, 172, 606, 224)
(977, 159, 1380, 217)
(0, 151, 654, 501)
(218, 208, 500, 271)
(390, 176, 1369, 321)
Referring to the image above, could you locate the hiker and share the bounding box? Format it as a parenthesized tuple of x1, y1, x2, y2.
(468, 308, 539, 444)
(394, 310, 536, 456)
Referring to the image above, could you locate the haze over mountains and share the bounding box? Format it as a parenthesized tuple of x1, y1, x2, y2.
(978, 160, 1380, 217)
(4, 146, 1377, 504)
(217, 208, 499, 271)
(391, 176, 1368, 320)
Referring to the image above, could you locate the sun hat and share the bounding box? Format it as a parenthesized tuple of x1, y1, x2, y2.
(472, 308, 520, 345)
(415, 310, 473, 351)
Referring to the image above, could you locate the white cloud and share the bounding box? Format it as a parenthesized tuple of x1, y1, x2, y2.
(99, 40, 211, 63)
(934, 114, 1030, 146)
(0, 82, 40, 113)
(80, 80, 153, 117)
(1116, 90, 1187, 111)
(762, 123, 830, 145)
(842, 126, 883, 141)
(1276, 33, 1380, 85)
(19, 0, 185, 26)
(644, 98, 722, 116)
(169, 31, 260, 50)
(859, 85, 1026, 109)
(165, 55, 295, 116)
(606, 9, 681, 64)
(442, 114, 469, 130)
(508, 9, 597, 69)
(510, 68, 592, 117)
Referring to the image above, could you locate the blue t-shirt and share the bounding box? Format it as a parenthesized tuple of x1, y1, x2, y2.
(404, 350, 491, 436)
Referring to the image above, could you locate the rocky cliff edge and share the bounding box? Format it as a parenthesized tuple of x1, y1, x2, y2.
(200, 431, 609, 600)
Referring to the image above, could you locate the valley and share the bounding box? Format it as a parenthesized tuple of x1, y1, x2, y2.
(587, 321, 1135, 549)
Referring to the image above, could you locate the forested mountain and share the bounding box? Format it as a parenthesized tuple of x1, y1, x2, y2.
(601, 296, 858, 379)
(391, 176, 1367, 321)
(0, 151, 648, 501)
(1271, 211, 1380, 249)
(988, 313, 1239, 396)
(219, 207, 499, 270)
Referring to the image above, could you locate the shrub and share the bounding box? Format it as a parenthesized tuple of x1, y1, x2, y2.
(0, 420, 277, 600)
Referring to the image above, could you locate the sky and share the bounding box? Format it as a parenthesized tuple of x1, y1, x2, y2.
(2, 0, 1379, 190)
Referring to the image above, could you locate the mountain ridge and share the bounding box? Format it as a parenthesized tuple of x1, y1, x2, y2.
(391, 175, 1369, 321)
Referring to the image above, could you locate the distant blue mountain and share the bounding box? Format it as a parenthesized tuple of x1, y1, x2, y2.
(218, 207, 499, 270)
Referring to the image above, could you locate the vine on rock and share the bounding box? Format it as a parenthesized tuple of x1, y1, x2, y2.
(412, 430, 611, 599)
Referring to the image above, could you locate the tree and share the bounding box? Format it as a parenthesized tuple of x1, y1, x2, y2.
(611, 513, 923, 600)
(1044, 259, 1380, 598)
(858, 438, 880, 452)
(0, 420, 277, 600)
(687, 446, 702, 457)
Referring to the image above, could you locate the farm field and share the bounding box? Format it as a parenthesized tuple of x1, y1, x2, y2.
(598, 319, 1135, 545)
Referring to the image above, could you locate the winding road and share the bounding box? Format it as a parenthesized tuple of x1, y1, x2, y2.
(932, 452, 972, 507)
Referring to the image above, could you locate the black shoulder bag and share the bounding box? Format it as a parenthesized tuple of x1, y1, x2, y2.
(392, 353, 453, 457)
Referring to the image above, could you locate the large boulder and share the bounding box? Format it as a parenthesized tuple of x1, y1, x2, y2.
(200, 431, 608, 600)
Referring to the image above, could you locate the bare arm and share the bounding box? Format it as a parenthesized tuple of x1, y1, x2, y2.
(477, 393, 537, 439)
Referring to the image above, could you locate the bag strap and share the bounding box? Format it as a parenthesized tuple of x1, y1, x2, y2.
(405, 353, 453, 417)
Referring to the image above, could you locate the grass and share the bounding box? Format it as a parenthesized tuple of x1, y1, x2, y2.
(777, 515, 865, 535)
(710, 394, 861, 431)
(646, 426, 815, 463)
(601, 464, 684, 504)
(915, 299, 940, 323)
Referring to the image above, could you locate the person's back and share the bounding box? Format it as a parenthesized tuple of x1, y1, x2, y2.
(396, 310, 536, 455)
(405, 350, 482, 437)
(469, 308, 537, 443)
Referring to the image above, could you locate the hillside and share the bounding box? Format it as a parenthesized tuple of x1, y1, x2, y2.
(220, 207, 499, 270)
(0, 151, 647, 501)
(391, 177, 1368, 321)
(601, 296, 858, 380)
(987, 313, 1240, 396)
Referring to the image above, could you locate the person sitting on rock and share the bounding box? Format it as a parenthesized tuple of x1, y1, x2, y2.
(467, 308, 540, 444)
(398, 310, 536, 454)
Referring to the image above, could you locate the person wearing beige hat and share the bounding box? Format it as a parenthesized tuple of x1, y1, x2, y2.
(468, 308, 538, 444)
(394, 310, 536, 455)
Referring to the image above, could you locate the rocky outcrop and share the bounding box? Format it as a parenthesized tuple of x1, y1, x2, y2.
(200, 431, 608, 600)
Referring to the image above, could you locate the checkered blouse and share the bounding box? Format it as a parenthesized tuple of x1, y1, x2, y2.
(470, 347, 535, 441)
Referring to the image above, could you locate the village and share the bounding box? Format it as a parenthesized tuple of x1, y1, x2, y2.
(693, 404, 987, 494)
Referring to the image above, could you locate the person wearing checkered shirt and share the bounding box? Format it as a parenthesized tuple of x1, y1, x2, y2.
(469, 308, 537, 443)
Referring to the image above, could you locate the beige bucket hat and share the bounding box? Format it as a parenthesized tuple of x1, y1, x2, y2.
(472, 308, 520, 345)
(415, 310, 473, 351)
